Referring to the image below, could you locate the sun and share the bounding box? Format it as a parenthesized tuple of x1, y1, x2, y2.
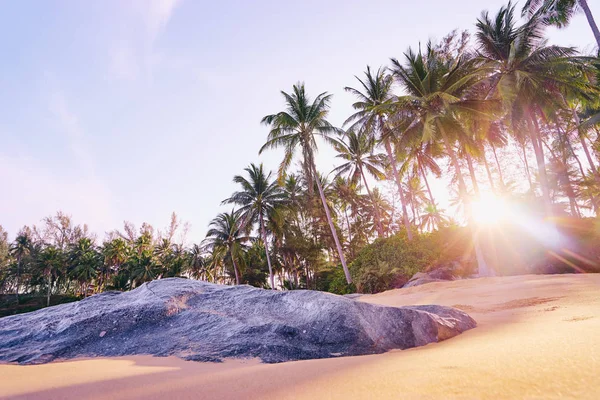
(470, 193, 510, 225)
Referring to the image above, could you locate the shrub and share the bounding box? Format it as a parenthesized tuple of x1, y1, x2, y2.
(348, 226, 473, 294)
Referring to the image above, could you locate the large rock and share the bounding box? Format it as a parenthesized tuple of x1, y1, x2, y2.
(0, 278, 475, 364)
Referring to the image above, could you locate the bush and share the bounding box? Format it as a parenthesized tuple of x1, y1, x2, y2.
(316, 267, 356, 295)
(348, 227, 473, 294)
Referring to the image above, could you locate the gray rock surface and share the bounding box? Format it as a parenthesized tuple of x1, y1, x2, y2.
(0, 278, 476, 364)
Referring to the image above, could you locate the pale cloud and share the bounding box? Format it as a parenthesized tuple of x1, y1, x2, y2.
(47, 88, 95, 174)
(141, 0, 182, 44)
(108, 0, 182, 81)
(109, 41, 141, 80)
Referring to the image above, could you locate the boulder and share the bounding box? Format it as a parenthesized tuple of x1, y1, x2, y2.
(404, 261, 472, 288)
(0, 278, 476, 364)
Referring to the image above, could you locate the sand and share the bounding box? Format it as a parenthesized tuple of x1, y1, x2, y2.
(1, 274, 599, 399)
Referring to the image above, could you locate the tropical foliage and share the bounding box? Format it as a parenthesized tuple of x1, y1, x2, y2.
(1, 2, 600, 308)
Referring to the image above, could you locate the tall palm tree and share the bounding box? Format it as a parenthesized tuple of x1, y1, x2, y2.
(390, 44, 493, 203)
(331, 130, 386, 237)
(259, 83, 352, 284)
(476, 3, 595, 214)
(399, 140, 443, 221)
(344, 66, 414, 240)
(390, 45, 501, 276)
(523, 0, 600, 48)
(223, 163, 286, 289)
(203, 211, 248, 285)
(9, 231, 32, 303)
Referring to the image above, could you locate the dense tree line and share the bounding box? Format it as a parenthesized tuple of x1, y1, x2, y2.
(1, 1, 600, 305)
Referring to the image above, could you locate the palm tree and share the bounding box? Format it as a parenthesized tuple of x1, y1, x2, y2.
(203, 211, 248, 285)
(188, 244, 211, 281)
(101, 238, 130, 290)
(259, 83, 352, 284)
(420, 203, 449, 232)
(223, 163, 286, 289)
(390, 44, 493, 203)
(9, 231, 32, 303)
(68, 237, 100, 297)
(399, 140, 443, 221)
(37, 245, 63, 306)
(344, 66, 414, 240)
(523, 0, 600, 48)
(332, 130, 387, 237)
(476, 3, 594, 214)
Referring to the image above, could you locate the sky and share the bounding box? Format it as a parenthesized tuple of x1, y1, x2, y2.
(0, 0, 595, 243)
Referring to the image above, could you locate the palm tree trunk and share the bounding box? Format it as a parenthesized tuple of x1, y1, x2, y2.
(344, 207, 353, 245)
(312, 164, 352, 284)
(529, 117, 553, 214)
(439, 125, 492, 276)
(572, 108, 598, 175)
(482, 151, 497, 193)
(465, 152, 480, 195)
(541, 138, 581, 217)
(46, 273, 51, 307)
(521, 141, 534, 191)
(383, 138, 413, 240)
(15, 257, 21, 304)
(230, 246, 241, 285)
(490, 143, 506, 188)
(409, 192, 418, 228)
(419, 164, 441, 226)
(580, 0, 600, 48)
(259, 215, 275, 290)
(564, 129, 598, 213)
(440, 129, 468, 196)
(359, 167, 384, 237)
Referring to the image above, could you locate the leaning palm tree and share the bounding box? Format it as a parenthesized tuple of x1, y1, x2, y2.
(9, 231, 32, 303)
(259, 83, 352, 284)
(522, 0, 600, 48)
(222, 163, 286, 289)
(203, 210, 248, 285)
(331, 130, 387, 237)
(344, 66, 414, 240)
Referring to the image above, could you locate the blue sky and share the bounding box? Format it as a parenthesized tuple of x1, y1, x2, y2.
(0, 0, 595, 242)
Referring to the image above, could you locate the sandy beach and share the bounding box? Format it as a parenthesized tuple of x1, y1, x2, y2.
(1, 274, 599, 399)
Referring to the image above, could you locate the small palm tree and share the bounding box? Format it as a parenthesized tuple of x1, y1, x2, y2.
(101, 238, 130, 290)
(223, 163, 286, 289)
(68, 237, 101, 297)
(420, 203, 449, 232)
(344, 66, 414, 240)
(36, 245, 64, 306)
(332, 130, 387, 237)
(203, 211, 248, 285)
(9, 230, 32, 303)
(259, 83, 352, 284)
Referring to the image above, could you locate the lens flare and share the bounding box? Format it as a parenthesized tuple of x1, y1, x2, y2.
(470, 193, 509, 225)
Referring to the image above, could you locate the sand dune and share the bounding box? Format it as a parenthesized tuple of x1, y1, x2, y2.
(1, 274, 599, 399)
